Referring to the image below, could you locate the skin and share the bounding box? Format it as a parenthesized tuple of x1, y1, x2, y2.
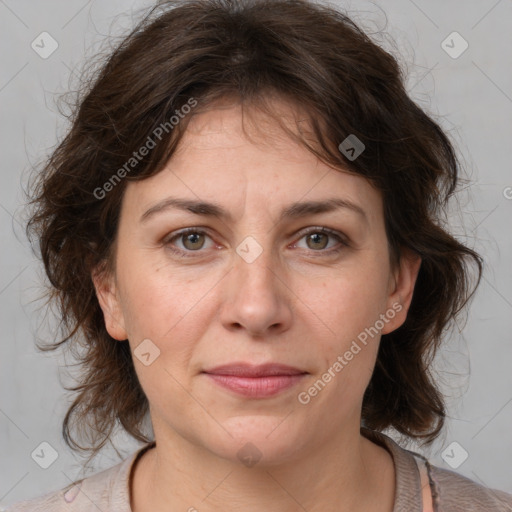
(93, 97, 421, 512)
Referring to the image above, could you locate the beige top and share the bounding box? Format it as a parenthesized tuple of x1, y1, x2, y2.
(5, 428, 512, 511)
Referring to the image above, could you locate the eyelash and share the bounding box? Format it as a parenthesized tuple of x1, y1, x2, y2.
(163, 227, 349, 259)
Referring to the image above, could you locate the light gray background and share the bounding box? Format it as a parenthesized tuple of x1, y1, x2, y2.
(1, 0, 511, 506)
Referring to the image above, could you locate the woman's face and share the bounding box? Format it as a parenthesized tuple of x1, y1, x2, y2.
(94, 99, 420, 465)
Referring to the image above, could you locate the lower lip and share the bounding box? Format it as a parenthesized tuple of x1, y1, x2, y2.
(204, 373, 307, 398)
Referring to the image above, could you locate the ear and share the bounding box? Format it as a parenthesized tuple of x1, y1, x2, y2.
(91, 263, 128, 341)
(381, 248, 422, 335)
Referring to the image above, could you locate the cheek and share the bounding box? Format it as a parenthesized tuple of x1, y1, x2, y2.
(116, 264, 209, 409)
(300, 258, 391, 378)
(307, 264, 390, 337)
(115, 256, 226, 381)
(116, 254, 202, 337)
(309, 284, 385, 407)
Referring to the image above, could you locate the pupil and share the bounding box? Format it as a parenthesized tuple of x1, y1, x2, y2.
(185, 233, 203, 249)
(309, 233, 327, 249)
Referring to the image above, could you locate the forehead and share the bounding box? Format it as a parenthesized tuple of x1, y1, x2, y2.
(175, 97, 313, 154)
(121, 100, 382, 224)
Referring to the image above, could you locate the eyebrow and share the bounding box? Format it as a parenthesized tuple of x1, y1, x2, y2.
(140, 196, 367, 224)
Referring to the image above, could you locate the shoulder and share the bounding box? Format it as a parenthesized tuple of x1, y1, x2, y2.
(361, 427, 512, 512)
(5, 463, 126, 512)
(427, 463, 512, 511)
(4, 443, 154, 512)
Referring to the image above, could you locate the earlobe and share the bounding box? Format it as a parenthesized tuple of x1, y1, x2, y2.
(382, 249, 422, 335)
(91, 265, 128, 341)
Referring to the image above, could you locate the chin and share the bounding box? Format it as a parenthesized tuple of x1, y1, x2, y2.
(217, 415, 308, 467)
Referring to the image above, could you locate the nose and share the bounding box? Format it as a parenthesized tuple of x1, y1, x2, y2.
(219, 248, 293, 338)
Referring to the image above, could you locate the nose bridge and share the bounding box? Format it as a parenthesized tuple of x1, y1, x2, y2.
(233, 235, 281, 303)
(220, 234, 292, 336)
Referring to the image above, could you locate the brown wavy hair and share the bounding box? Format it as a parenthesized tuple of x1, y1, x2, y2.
(26, 0, 482, 462)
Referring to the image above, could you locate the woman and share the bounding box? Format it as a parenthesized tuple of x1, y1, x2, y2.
(9, 0, 512, 510)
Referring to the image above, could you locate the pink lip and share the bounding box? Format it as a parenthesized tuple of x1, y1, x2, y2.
(202, 363, 308, 398)
(203, 363, 306, 377)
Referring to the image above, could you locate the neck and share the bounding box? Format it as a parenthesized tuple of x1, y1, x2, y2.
(131, 424, 395, 512)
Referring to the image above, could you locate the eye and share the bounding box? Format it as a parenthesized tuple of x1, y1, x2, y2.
(164, 228, 216, 257)
(293, 227, 348, 254)
(163, 226, 348, 259)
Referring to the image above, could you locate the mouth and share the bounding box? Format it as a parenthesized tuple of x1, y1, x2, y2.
(201, 363, 308, 398)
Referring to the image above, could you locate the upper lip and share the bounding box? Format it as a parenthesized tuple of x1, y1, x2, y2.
(202, 363, 308, 377)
